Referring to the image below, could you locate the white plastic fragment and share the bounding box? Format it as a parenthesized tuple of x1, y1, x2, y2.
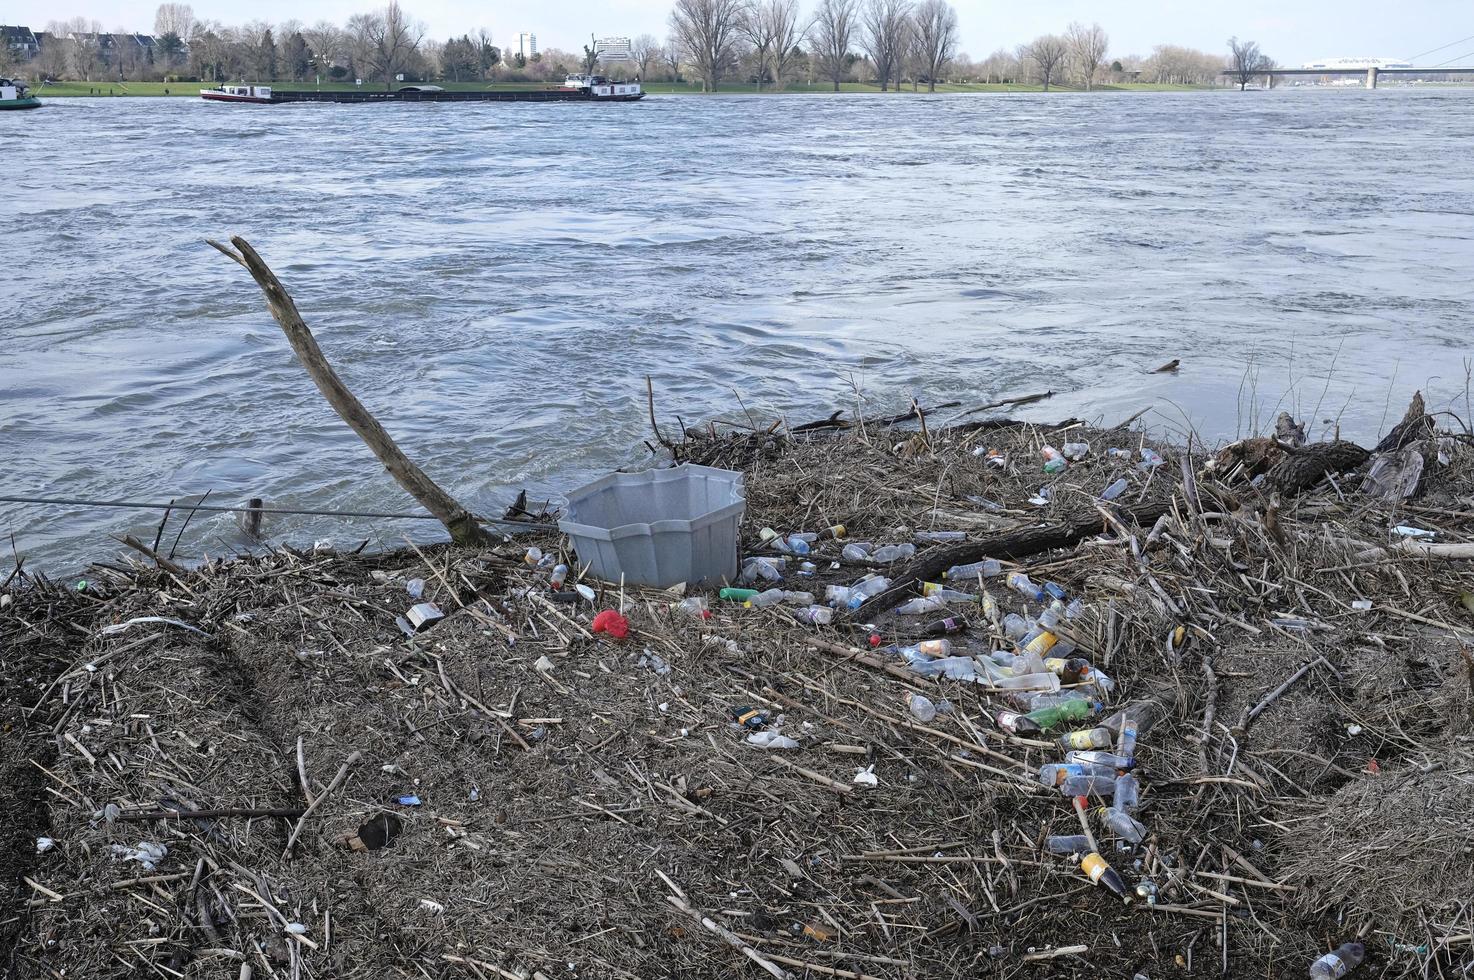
(285, 922, 308, 935)
(99, 616, 211, 638)
(111, 841, 167, 871)
(746, 731, 800, 749)
(853, 765, 879, 787)
(36, 837, 55, 854)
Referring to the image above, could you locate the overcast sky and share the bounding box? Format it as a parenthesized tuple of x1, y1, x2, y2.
(41, 0, 1474, 65)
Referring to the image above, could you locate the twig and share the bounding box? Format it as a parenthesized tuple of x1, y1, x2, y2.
(282, 750, 362, 855)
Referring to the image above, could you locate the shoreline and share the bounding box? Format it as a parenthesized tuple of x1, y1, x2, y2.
(3, 398, 1471, 977)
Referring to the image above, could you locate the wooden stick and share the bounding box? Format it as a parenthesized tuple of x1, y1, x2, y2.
(282, 750, 361, 856)
(208, 236, 489, 545)
(116, 807, 305, 822)
(657, 872, 791, 980)
(115, 534, 188, 577)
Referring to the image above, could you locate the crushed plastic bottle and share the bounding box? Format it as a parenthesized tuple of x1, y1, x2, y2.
(1138, 447, 1165, 470)
(1100, 478, 1129, 501)
(1058, 727, 1113, 750)
(794, 605, 834, 625)
(1117, 725, 1139, 757)
(871, 543, 916, 563)
(908, 692, 938, 723)
(844, 576, 891, 609)
(1046, 834, 1091, 855)
(785, 534, 812, 555)
(1101, 699, 1166, 738)
(841, 542, 874, 561)
(1308, 942, 1365, 979)
(1006, 572, 1047, 603)
(672, 596, 710, 620)
(1061, 442, 1090, 461)
(1001, 613, 1032, 640)
(741, 557, 786, 584)
(944, 559, 1001, 581)
(1067, 750, 1134, 770)
(1097, 805, 1147, 843)
(995, 671, 1061, 692)
(905, 655, 981, 682)
(747, 731, 800, 749)
(896, 596, 948, 616)
(405, 577, 425, 598)
(1113, 773, 1140, 811)
(1041, 445, 1068, 474)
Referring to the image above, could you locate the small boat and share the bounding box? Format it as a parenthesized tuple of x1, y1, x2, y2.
(200, 84, 274, 104)
(0, 78, 42, 110)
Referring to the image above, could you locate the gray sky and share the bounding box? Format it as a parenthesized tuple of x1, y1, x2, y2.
(41, 0, 1474, 65)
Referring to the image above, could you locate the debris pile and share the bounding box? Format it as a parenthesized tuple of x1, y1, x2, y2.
(3, 396, 1473, 979)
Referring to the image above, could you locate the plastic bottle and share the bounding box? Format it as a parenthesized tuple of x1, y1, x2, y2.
(741, 558, 785, 584)
(1097, 806, 1147, 843)
(1059, 774, 1116, 796)
(915, 530, 966, 543)
(820, 524, 846, 540)
(745, 588, 788, 608)
(785, 534, 812, 556)
(789, 532, 819, 545)
(994, 709, 1041, 735)
(1117, 725, 1139, 757)
(1041, 445, 1068, 474)
(758, 528, 790, 553)
(1019, 631, 1058, 658)
(1062, 441, 1090, 461)
(913, 616, 963, 637)
(1080, 851, 1129, 899)
(523, 547, 544, 566)
(904, 654, 979, 681)
(908, 692, 938, 723)
(995, 671, 1061, 692)
(549, 564, 569, 589)
(1113, 773, 1140, 811)
(871, 543, 916, 563)
(1139, 447, 1165, 470)
(1068, 750, 1134, 770)
(841, 542, 874, 561)
(1107, 447, 1132, 460)
(980, 592, 1001, 624)
(1044, 581, 1067, 601)
(1006, 572, 1047, 603)
(1101, 700, 1166, 739)
(1059, 727, 1115, 750)
(1026, 698, 1098, 730)
(1001, 613, 1032, 640)
(1308, 943, 1365, 979)
(921, 584, 974, 603)
(1065, 598, 1085, 619)
(906, 638, 952, 658)
(1039, 762, 1116, 787)
(672, 596, 710, 620)
(719, 587, 759, 602)
(796, 561, 818, 577)
(1100, 478, 1129, 501)
(944, 559, 1001, 581)
(1044, 657, 1092, 685)
(896, 596, 947, 616)
(794, 605, 834, 625)
(1046, 834, 1091, 855)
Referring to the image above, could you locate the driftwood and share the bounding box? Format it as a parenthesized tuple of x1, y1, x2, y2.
(1265, 440, 1369, 496)
(848, 499, 1174, 619)
(208, 236, 492, 546)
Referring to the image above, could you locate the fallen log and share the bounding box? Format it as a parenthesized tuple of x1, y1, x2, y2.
(846, 498, 1174, 620)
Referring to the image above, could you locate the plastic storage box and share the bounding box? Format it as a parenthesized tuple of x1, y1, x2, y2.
(558, 465, 746, 588)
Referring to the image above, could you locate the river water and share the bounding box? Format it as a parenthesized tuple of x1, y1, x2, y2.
(3, 90, 1472, 569)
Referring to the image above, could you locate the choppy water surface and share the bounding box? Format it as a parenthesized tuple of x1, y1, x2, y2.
(3, 90, 1472, 568)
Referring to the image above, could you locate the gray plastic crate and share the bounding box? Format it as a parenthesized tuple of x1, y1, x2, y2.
(558, 465, 745, 588)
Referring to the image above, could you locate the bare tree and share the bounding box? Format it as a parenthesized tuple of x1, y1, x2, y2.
(631, 33, 660, 78)
(1227, 36, 1269, 90)
(810, 0, 858, 91)
(154, 3, 196, 40)
(662, 34, 683, 80)
(911, 0, 956, 91)
(1064, 21, 1107, 90)
(302, 20, 344, 72)
(861, 0, 911, 91)
(764, 0, 807, 90)
(1025, 34, 1067, 90)
(669, 0, 745, 92)
(739, 2, 777, 90)
(360, 2, 422, 88)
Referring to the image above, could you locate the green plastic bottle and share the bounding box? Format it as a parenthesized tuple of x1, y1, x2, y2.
(1025, 698, 1099, 731)
(719, 587, 759, 602)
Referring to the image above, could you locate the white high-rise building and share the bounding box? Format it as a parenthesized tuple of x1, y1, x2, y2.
(516, 32, 537, 59)
(594, 36, 632, 63)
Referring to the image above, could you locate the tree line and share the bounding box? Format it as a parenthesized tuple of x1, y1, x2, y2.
(18, 0, 1269, 93)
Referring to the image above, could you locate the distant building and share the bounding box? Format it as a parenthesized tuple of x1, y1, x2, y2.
(594, 36, 632, 63)
(516, 32, 537, 60)
(1300, 57, 1413, 70)
(1, 24, 39, 61)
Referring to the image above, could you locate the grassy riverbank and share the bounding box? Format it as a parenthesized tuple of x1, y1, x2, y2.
(33, 78, 1214, 97)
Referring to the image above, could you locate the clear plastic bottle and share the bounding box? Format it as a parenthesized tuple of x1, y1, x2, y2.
(1308, 943, 1365, 979)
(1113, 773, 1140, 812)
(1067, 750, 1134, 770)
(785, 534, 812, 555)
(1002, 613, 1032, 640)
(1059, 727, 1114, 750)
(1006, 572, 1047, 603)
(794, 605, 834, 625)
(790, 532, 819, 545)
(1062, 442, 1090, 461)
(1117, 725, 1139, 757)
(759, 527, 790, 553)
(1139, 448, 1165, 470)
(980, 591, 1001, 624)
(995, 671, 1061, 692)
(921, 584, 974, 603)
(745, 588, 788, 608)
(549, 564, 569, 589)
(944, 559, 1001, 580)
(523, 547, 544, 566)
(1039, 762, 1116, 787)
(841, 542, 874, 562)
(1101, 700, 1166, 739)
(909, 638, 952, 657)
(1097, 806, 1147, 843)
(741, 557, 785, 584)
(908, 692, 938, 722)
(1100, 477, 1129, 501)
(1046, 834, 1090, 855)
(672, 596, 709, 619)
(915, 530, 966, 543)
(1041, 445, 1068, 474)
(825, 584, 852, 606)
(871, 543, 916, 563)
(1065, 598, 1085, 619)
(904, 654, 979, 681)
(1060, 774, 1116, 796)
(896, 596, 947, 615)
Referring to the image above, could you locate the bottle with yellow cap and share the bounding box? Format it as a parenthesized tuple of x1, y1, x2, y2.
(1079, 851, 1129, 899)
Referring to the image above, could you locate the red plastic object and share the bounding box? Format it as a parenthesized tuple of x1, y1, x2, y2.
(868, 633, 882, 648)
(591, 610, 630, 640)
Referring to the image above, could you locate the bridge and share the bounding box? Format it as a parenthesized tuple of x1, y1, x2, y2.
(1224, 65, 1474, 89)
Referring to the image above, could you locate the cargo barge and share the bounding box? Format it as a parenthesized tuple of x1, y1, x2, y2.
(201, 74, 643, 105)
